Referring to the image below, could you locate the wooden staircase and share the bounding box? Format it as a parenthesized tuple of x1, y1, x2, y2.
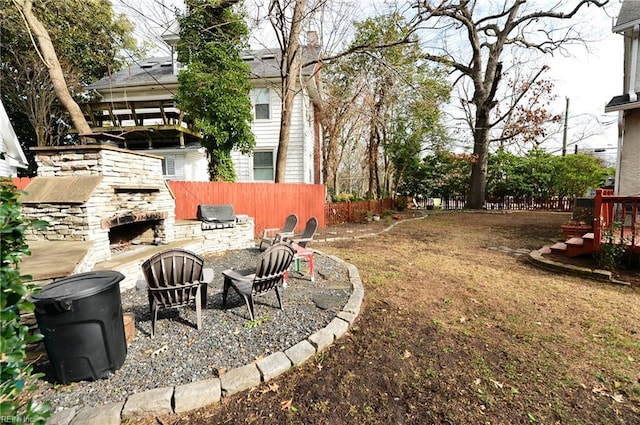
(550, 232, 597, 258)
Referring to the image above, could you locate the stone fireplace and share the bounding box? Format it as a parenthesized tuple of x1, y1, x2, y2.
(20, 145, 176, 266)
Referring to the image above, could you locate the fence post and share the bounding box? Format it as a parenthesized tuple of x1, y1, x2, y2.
(593, 189, 604, 250)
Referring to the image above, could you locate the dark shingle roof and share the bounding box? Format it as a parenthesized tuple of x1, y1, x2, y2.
(87, 57, 177, 90)
(86, 47, 321, 91)
(605, 92, 640, 112)
(613, 0, 640, 32)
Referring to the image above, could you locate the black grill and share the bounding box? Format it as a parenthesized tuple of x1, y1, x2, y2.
(197, 204, 237, 230)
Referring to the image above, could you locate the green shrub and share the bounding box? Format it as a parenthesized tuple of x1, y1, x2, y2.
(597, 222, 629, 272)
(332, 193, 354, 203)
(394, 196, 408, 211)
(0, 178, 50, 423)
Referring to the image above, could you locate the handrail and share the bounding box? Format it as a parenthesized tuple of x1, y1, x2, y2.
(594, 188, 639, 250)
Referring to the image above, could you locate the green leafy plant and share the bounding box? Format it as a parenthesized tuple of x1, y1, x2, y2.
(244, 314, 271, 329)
(0, 179, 50, 423)
(597, 221, 628, 271)
(394, 196, 409, 211)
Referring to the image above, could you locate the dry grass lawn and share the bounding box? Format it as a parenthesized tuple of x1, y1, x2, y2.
(133, 211, 640, 424)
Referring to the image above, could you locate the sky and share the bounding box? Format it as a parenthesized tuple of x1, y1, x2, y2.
(114, 0, 625, 163)
(541, 1, 624, 162)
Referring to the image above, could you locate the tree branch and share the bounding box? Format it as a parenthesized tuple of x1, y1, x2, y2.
(490, 65, 549, 129)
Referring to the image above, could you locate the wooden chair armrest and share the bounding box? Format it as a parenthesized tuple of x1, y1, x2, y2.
(262, 227, 281, 236)
(221, 268, 256, 283)
(275, 231, 295, 242)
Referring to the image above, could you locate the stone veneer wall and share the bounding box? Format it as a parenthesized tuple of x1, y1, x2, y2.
(21, 145, 175, 265)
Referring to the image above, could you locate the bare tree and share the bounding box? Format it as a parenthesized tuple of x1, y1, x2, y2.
(11, 0, 92, 138)
(1, 51, 70, 146)
(112, 0, 183, 55)
(268, 0, 307, 182)
(413, 0, 610, 209)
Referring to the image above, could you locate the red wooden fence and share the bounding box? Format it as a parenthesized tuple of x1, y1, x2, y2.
(11, 177, 326, 237)
(167, 181, 326, 236)
(324, 199, 394, 226)
(11, 177, 31, 190)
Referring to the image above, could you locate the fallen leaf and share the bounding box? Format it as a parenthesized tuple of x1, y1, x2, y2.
(280, 398, 293, 411)
(592, 384, 607, 394)
(490, 379, 504, 389)
(611, 393, 624, 403)
(260, 382, 279, 394)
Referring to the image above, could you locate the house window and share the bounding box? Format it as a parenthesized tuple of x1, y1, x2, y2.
(253, 151, 274, 181)
(253, 88, 270, 120)
(162, 155, 176, 177)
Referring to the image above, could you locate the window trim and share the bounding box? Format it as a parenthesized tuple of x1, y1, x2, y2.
(162, 155, 176, 177)
(253, 150, 274, 181)
(253, 88, 270, 120)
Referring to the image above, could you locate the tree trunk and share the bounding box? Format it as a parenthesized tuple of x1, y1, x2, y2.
(274, 0, 306, 182)
(323, 131, 339, 195)
(13, 0, 91, 140)
(367, 119, 377, 199)
(467, 112, 491, 209)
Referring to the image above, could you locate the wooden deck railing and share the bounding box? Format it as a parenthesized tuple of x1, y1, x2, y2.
(594, 188, 640, 252)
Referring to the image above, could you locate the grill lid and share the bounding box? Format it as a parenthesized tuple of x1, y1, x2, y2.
(197, 204, 236, 223)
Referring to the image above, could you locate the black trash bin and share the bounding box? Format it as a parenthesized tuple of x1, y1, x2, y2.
(32, 270, 127, 384)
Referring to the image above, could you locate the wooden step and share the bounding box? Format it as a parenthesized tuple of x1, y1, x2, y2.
(538, 245, 552, 255)
(550, 242, 567, 254)
(566, 237, 584, 247)
(565, 236, 597, 257)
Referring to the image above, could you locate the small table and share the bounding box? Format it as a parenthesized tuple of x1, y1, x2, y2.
(287, 244, 314, 282)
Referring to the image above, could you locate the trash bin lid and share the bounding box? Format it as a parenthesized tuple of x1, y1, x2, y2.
(32, 271, 125, 304)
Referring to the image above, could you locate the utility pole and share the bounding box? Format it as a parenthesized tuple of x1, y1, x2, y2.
(562, 97, 569, 156)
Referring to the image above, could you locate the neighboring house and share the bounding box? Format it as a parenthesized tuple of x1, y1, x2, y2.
(233, 46, 322, 184)
(605, 0, 640, 196)
(0, 99, 29, 177)
(83, 34, 322, 183)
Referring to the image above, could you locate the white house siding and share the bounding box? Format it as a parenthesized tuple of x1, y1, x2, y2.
(0, 161, 16, 177)
(0, 99, 28, 176)
(180, 150, 209, 181)
(141, 147, 209, 182)
(233, 88, 310, 183)
(0, 136, 15, 176)
(620, 110, 640, 196)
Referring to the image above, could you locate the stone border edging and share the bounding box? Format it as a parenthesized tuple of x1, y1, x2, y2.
(46, 253, 365, 425)
(526, 248, 622, 283)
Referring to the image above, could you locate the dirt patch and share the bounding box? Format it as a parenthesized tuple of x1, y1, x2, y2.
(131, 210, 640, 425)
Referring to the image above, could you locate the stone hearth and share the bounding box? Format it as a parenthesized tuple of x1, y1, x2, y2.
(20, 145, 176, 268)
